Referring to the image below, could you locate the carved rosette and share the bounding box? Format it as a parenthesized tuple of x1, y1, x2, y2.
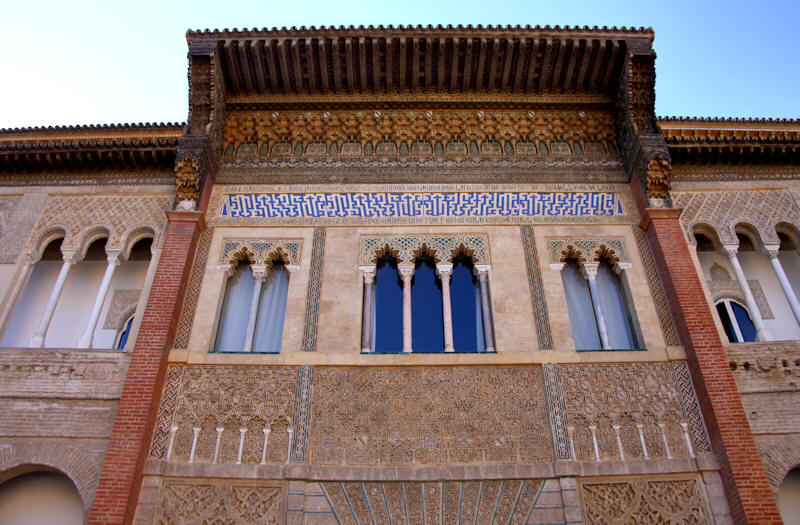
(174, 156, 200, 210)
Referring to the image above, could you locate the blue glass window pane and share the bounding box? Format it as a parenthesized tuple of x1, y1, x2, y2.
(562, 262, 601, 350)
(451, 260, 482, 352)
(374, 260, 403, 352)
(716, 302, 737, 343)
(731, 302, 757, 342)
(116, 316, 134, 350)
(412, 259, 444, 352)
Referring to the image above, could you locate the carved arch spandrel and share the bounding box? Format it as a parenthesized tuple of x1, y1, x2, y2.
(219, 239, 302, 267)
(674, 189, 800, 247)
(26, 194, 171, 262)
(359, 234, 490, 266)
(547, 237, 631, 269)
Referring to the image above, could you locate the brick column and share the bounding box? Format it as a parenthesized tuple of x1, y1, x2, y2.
(640, 206, 782, 524)
(89, 211, 205, 524)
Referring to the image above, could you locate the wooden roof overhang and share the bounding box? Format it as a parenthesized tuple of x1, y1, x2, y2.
(187, 25, 653, 108)
(0, 123, 183, 173)
(659, 117, 800, 165)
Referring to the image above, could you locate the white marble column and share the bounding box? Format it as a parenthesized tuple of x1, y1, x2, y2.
(436, 264, 454, 352)
(242, 264, 268, 352)
(398, 264, 414, 353)
(723, 245, 770, 341)
(474, 265, 495, 352)
(359, 266, 376, 352)
(764, 244, 800, 327)
(29, 251, 78, 348)
(582, 263, 610, 349)
(77, 251, 122, 348)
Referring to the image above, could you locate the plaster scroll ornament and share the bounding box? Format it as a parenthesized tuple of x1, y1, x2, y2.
(646, 156, 672, 208)
(174, 156, 200, 211)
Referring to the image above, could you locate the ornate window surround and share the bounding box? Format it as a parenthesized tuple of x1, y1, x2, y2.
(206, 238, 303, 354)
(546, 237, 644, 351)
(358, 233, 495, 353)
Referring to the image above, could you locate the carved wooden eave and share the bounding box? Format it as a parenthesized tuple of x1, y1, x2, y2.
(0, 122, 184, 173)
(186, 25, 652, 104)
(659, 117, 800, 165)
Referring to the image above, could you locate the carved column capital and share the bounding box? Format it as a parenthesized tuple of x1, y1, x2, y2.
(762, 244, 781, 259)
(582, 263, 599, 281)
(359, 266, 376, 284)
(435, 264, 453, 280)
(721, 244, 739, 259)
(398, 264, 415, 281)
(251, 264, 269, 282)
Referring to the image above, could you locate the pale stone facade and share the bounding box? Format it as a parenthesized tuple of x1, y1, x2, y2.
(0, 26, 798, 524)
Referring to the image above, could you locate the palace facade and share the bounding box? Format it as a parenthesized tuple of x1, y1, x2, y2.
(0, 25, 798, 524)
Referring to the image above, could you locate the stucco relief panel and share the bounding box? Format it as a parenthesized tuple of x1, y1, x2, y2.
(149, 365, 299, 465)
(579, 477, 712, 524)
(29, 194, 171, 255)
(153, 478, 284, 525)
(674, 189, 800, 245)
(308, 366, 552, 466)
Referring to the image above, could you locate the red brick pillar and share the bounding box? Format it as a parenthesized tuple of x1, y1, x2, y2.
(88, 211, 205, 524)
(641, 207, 782, 524)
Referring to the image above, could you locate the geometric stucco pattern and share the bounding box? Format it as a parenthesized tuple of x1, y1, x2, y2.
(320, 479, 546, 525)
(102, 288, 140, 330)
(173, 226, 213, 349)
(547, 237, 631, 265)
(632, 225, 681, 346)
(28, 194, 171, 255)
(359, 233, 490, 266)
(520, 225, 552, 349)
(0, 196, 22, 262)
(153, 479, 283, 525)
(308, 366, 552, 466)
(148, 365, 299, 465)
(219, 238, 302, 267)
(556, 362, 711, 462)
(673, 189, 800, 245)
(579, 477, 711, 524)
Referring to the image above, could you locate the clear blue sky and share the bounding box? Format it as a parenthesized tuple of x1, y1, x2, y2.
(2, 0, 799, 128)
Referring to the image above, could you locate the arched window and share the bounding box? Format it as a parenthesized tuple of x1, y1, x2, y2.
(411, 255, 444, 352)
(715, 299, 757, 343)
(450, 257, 485, 352)
(596, 262, 637, 350)
(373, 257, 403, 353)
(0, 472, 84, 525)
(1, 237, 64, 348)
(561, 258, 639, 350)
(214, 259, 289, 353)
(779, 467, 800, 524)
(561, 260, 600, 350)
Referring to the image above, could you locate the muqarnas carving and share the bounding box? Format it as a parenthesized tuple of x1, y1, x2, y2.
(580, 477, 711, 525)
(149, 366, 298, 465)
(153, 479, 283, 525)
(224, 109, 617, 157)
(308, 366, 552, 466)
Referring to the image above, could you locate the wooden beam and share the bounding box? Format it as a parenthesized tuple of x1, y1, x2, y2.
(424, 37, 433, 90)
(524, 38, 538, 91)
(276, 39, 293, 93)
(550, 39, 567, 92)
(223, 40, 242, 95)
(537, 37, 552, 92)
(563, 40, 579, 92)
(252, 40, 268, 92)
(487, 38, 500, 91)
(450, 37, 460, 92)
(372, 38, 382, 92)
(332, 38, 343, 93)
(358, 37, 368, 93)
(499, 38, 514, 91)
(512, 38, 527, 92)
(344, 38, 355, 92)
(386, 37, 394, 91)
(306, 39, 318, 93)
(411, 37, 420, 91)
(237, 40, 255, 95)
(399, 37, 407, 91)
(265, 40, 280, 91)
(318, 39, 330, 92)
(463, 38, 473, 90)
(575, 39, 594, 92)
(475, 37, 487, 91)
(292, 40, 305, 93)
(437, 38, 447, 90)
(587, 39, 606, 92)
(600, 40, 619, 92)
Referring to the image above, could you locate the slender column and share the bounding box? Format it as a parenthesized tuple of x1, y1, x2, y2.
(636, 423, 648, 459)
(77, 252, 122, 348)
(359, 266, 376, 352)
(659, 423, 672, 459)
(242, 265, 268, 352)
(398, 265, 414, 353)
(566, 425, 576, 460)
(29, 251, 78, 348)
(474, 265, 495, 351)
(189, 427, 200, 463)
(582, 264, 610, 349)
(589, 425, 600, 461)
(613, 425, 624, 460)
(436, 264, 454, 352)
(723, 245, 770, 341)
(764, 245, 800, 327)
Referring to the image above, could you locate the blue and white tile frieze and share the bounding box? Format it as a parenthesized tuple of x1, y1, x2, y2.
(220, 191, 624, 219)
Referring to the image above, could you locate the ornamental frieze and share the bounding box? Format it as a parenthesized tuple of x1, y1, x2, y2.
(223, 109, 617, 157)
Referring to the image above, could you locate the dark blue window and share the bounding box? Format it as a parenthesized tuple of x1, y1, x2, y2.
(374, 258, 403, 352)
(411, 257, 444, 352)
(116, 316, 134, 350)
(450, 258, 484, 352)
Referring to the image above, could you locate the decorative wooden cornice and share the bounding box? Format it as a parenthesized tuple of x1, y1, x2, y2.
(0, 123, 184, 173)
(187, 25, 652, 99)
(658, 117, 800, 165)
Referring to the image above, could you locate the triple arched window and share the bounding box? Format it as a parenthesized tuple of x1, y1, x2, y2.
(360, 234, 494, 353)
